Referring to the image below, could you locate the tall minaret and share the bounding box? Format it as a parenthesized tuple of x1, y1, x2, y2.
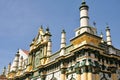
(60, 29, 66, 56)
(75, 0, 90, 36)
(80, 0, 89, 27)
(106, 26, 112, 45)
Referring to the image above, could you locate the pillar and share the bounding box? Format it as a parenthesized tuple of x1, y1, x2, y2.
(76, 68, 81, 80)
(60, 68, 66, 80)
(111, 67, 117, 80)
(94, 67, 100, 80)
(87, 66, 93, 80)
(111, 73, 117, 80)
(81, 66, 87, 80)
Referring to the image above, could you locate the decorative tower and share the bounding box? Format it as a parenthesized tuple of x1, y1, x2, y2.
(44, 27, 52, 42)
(2, 67, 6, 75)
(7, 63, 11, 74)
(11, 52, 20, 71)
(18, 56, 23, 70)
(106, 26, 112, 45)
(80, 0, 89, 27)
(47, 39, 52, 56)
(60, 29, 66, 56)
(100, 32, 104, 43)
(75, 0, 97, 36)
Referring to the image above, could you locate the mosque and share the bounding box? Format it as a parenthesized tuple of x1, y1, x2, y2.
(1, 0, 120, 80)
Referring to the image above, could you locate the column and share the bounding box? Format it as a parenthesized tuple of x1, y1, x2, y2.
(94, 67, 100, 80)
(60, 68, 66, 80)
(76, 68, 81, 80)
(81, 66, 87, 80)
(111, 67, 117, 80)
(87, 66, 93, 80)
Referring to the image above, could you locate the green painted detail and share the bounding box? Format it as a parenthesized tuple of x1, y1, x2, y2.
(74, 62, 80, 69)
(88, 66, 92, 72)
(81, 60, 86, 66)
(61, 68, 67, 74)
(88, 59, 93, 66)
(75, 68, 81, 74)
(81, 66, 87, 73)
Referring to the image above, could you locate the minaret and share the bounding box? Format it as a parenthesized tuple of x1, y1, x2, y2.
(60, 29, 66, 49)
(11, 52, 20, 71)
(47, 39, 52, 56)
(39, 25, 44, 35)
(44, 27, 52, 42)
(60, 29, 66, 56)
(100, 32, 104, 43)
(7, 63, 11, 74)
(18, 56, 23, 70)
(2, 66, 6, 75)
(106, 26, 112, 45)
(75, 0, 91, 36)
(80, 0, 89, 27)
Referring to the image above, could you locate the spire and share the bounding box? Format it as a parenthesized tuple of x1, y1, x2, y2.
(82, 0, 86, 3)
(60, 29, 66, 48)
(106, 25, 112, 45)
(39, 25, 44, 35)
(11, 51, 20, 71)
(2, 66, 6, 75)
(44, 27, 52, 42)
(60, 29, 66, 56)
(7, 62, 11, 74)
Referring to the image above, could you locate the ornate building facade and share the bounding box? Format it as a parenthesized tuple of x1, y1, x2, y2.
(3, 1, 120, 80)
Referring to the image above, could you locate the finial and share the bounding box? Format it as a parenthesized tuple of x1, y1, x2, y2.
(46, 27, 49, 31)
(106, 23, 110, 30)
(93, 21, 96, 27)
(82, 0, 85, 2)
(39, 25, 43, 30)
(82, 0, 86, 4)
(9, 62, 11, 65)
(62, 29, 66, 33)
(100, 31, 103, 38)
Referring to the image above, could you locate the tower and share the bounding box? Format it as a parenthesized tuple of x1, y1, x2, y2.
(106, 26, 112, 45)
(11, 52, 20, 71)
(7, 63, 11, 74)
(60, 29, 66, 56)
(75, 0, 97, 36)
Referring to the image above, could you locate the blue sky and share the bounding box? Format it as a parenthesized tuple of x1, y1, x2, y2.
(0, 0, 120, 73)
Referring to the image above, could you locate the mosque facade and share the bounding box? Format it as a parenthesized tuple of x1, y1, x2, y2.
(1, 1, 120, 80)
